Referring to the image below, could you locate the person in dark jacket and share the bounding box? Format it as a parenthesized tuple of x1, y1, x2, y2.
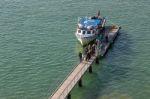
(78, 52, 82, 62)
(86, 52, 91, 61)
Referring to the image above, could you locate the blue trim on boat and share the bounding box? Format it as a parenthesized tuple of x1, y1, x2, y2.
(79, 17, 102, 28)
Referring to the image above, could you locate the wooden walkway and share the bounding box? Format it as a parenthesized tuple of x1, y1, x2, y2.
(49, 51, 98, 99)
(49, 25, 120, 99)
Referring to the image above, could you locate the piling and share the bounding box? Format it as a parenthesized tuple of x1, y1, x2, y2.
(96, 57, 99, 64)
(89, 66, 93, 73)
(78, 79, 83, 87)
(67, 93, 71, 99)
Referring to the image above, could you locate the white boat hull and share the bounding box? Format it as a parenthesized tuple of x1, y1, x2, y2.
(75, 33, 97, 45)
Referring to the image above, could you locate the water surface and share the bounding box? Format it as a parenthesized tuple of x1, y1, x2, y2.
(0, 0, 150, 99)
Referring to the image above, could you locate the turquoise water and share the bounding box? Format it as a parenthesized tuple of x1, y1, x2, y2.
(0, 0, 150, 99)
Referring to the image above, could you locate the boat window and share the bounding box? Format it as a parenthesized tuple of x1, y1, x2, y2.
(78, 30, 81, 33)
(87, 31, 91, 34)
(82, 31, 85, 34)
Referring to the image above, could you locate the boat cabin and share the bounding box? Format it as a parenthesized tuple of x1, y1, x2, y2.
(77, 17, 104, 35)
(77, 29, 95, 35)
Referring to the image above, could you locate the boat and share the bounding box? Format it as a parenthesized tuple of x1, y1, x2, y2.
(75, 10, 106, 45)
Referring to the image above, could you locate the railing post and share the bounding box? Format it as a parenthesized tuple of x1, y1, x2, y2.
(67, 93, 71, 99)
(78, 79, 82, 87)
(89, 66, 92, 73)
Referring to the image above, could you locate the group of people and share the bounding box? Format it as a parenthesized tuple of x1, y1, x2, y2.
(78, 42, 97, 62)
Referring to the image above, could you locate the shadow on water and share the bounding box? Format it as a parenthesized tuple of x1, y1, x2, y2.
(73, 29, 135, 99)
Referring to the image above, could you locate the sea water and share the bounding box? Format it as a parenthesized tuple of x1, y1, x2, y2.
(0, 0, 150, 99)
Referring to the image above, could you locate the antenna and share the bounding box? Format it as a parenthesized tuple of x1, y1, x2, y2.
(78, 17, 80, 23)
(97, 10, 100, 16)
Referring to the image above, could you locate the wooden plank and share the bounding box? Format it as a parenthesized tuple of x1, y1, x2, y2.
(100, 25, 120, 56)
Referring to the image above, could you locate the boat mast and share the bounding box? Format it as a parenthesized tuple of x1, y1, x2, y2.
(97, 10, 100, 17)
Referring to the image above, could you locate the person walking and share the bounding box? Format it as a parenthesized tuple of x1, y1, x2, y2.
(86, 51, 90, 61)
(92, 44, 96, 55)
(78, 52, 82, 62)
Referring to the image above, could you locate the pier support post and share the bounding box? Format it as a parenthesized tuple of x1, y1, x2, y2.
(78, 79, 82, 87)
(96, 57, 99, 64)
(89, 66, 93, 73)
(67, 93, 71, 99)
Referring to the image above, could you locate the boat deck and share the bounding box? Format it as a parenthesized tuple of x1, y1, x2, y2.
(99, 25, 120, 56)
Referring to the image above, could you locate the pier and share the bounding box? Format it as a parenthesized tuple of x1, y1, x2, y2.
(49, 25, 120, 99)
